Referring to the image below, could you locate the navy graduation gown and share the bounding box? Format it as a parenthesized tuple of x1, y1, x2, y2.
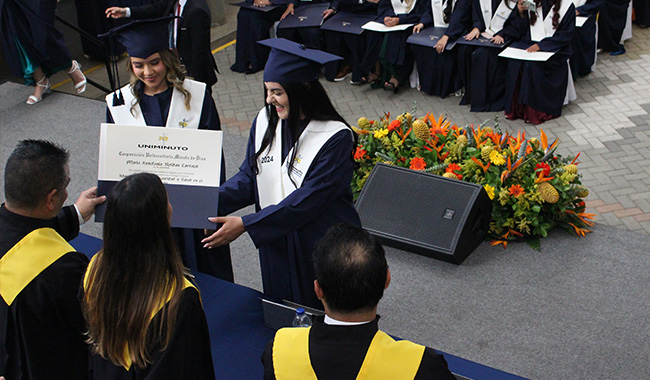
(0, 0, 72, 80)
(218, 116, 361, 309)
(411, 0, 472, 96)
(571, 0, 605, 78)
(502, 0, 575, 119)
(634, 0, 650, 26)
(276, 0, 330, 49)
(357, 0, 421, 84)
(89, 287, 215, 379)
(458, 0, 512, 111)
(106, 85, 234, 282)
(597, 0, 630, 51)
(231, 0, 287, 74)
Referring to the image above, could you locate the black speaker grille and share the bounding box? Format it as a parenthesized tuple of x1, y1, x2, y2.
(356, 164, 479, 253)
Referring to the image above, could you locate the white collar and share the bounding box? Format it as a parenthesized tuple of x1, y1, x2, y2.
(324, 315, 373, 326)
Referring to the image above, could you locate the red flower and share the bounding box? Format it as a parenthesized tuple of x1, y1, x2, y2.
(508, 184, 525, 197)
(388, 119, 401, 131)
(397, 156, 407, 164)
(409, 157, 426, 170)
(445, 163, 463, 180)
(535, 162, 551, 177)
(354, 146, 368, 160)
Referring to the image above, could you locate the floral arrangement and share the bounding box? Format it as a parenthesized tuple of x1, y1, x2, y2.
(352, 112, 595, 249)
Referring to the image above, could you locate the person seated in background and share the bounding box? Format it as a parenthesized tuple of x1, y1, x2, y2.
(262, 223, 456, 380)
(276, 0, 331, 49)
(0, 139, 105, 379)
(570, 0, 605, 78)
(105, 0, 219, 90)
(82, 173, 215, 378)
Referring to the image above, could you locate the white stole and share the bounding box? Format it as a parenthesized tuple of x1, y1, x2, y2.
(529, 0, 572, 42)
(106, 79, 205, 129)
(391, 0, 417, 15)
(480, 0, 511, 34)
(253, 108, 349, 209)
(431, 0, 454, 27)
(572, 0, 587, 8)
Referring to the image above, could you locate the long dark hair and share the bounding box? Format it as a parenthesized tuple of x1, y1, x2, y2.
(254, 80, 356, 187)
(83, 173, 187, 369)
(443, 0, 455, 24)
(529, 0, 562, 29)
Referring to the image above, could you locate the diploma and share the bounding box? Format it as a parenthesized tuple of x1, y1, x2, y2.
(362, 21, 414, 32)
(320, 12, 376, 35)
(230, 1, 284, 12)
(95, 123, 222, 229)
(576, 16, 588, 27)
(498, 46, 555, 61)
(277, 3, 330, 29)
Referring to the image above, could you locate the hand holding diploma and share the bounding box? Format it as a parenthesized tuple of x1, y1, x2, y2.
(464, 27, 480, 40)
(202, 216, 245, 248)
(75, 187, 107, 222)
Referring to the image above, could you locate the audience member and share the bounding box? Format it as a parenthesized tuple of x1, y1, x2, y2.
(597, 0, 631, 55)
(0, 140, 104, 378)
(202, 39, 361, 310)
(276, 0, 330, 49)
(262, 223, 457, 380)
(106, 0, 219, 89)
(82, 173, 214, 378)
(570, 0, 605, 78)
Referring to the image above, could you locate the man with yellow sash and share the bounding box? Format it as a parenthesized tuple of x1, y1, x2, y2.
(262, 224, 456, 380)
(0, 140, 105, 379)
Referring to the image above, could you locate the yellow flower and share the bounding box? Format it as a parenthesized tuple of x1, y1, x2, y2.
(484, 184, 495, 200)
(489, 150, 505, 165)
(373, 128, 389, 139)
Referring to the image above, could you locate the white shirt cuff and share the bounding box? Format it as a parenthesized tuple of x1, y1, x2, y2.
(73, 204, 86, 226)
(125, 7, 131, 18)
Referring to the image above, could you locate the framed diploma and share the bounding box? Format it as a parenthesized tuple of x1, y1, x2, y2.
(95, 123, 222, 229)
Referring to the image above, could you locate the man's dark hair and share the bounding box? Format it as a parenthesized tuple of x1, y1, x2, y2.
(313, 224, 388, 313)
(4, 140, 69, 209)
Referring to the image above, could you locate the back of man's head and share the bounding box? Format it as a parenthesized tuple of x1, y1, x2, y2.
(4, 140, 69, 210)
(313, 224, 388, 314)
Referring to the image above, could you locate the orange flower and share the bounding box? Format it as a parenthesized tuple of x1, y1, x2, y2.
(508, 184, 525, 197)
(409, 157, 426, 170)
(388, 119, 401, 131)
(446, 163, 463, 180)
(354, 146, 368, 160)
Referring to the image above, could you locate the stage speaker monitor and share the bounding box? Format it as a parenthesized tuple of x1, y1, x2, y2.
(355, 163, 491, 264)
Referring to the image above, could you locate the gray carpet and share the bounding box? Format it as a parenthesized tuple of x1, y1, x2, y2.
(2, 82, 649, 379)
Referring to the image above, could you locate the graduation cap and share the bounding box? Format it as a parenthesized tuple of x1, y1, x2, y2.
(99, 17, 176, 105)
(258, 38, 342, 83)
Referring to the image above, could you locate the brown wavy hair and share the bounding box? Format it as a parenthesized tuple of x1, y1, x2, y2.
(83, 173, 188, 369)
(126, 49, 192, 117)
(530, 0, 562, 29)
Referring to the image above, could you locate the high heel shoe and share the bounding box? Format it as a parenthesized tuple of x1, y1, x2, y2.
(67, 60, 87, 94)
(383, 77, 399, 94)
(26, 77, 51, 105)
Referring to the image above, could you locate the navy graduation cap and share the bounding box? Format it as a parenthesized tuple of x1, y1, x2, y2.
(258, 38, 342, 83)
(99, 16, 175, 59)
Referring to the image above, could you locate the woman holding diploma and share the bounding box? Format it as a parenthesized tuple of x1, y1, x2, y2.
(502, 0, 575, 124)
(102, 17, 233, 282)
(202, 39, 361, 309)
(83, 173, 215, 378)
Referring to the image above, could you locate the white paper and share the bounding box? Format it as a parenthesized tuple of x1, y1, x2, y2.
(576, 16, 588, 27)
(498, 47, 555, 61)
(361, 21, 414, 32)
(98, 123, 222, 187)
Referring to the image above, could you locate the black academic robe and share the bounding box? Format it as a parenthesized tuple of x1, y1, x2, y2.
(88, 287, 215, 379)
(411, 0, 472, 96)
(276, 0, 330, 49)
(458, 0, 512, 111)
(634, 0, 650, 26)
(106, 85, 234, 282)
(571, 0, 604, 78)
(0, 0, 72, 81)
(0, 205, 89, 379)
(130, 0, 219, 87)
(597, 0, 630, 51)
(218, 116, 361, 309)
(322, 0, 378, 82)
(502, 0, 575, 120)
(261, 316, 457, 380)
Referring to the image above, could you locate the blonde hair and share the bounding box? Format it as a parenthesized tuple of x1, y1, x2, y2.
(126, 49, 192, 117)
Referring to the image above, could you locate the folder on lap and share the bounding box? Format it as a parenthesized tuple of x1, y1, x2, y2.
(230, 1, 284, 12)
(321, 12, 376, 34)
(362, 20, 414, 32)
(406, 26, 455, 50)
(454, 34, 505, 49)
(277, 3, 331, 29)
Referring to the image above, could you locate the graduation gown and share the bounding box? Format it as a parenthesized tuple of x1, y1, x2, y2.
(0, 205, 89, 379)
(634, 0, 650, 26)
(106, 83, 234, 282)
(571, 0, 605, 77)
(276, 0, 330, 49)
(230, 0, 287, 74)
(597, 0, 631, 51)
(88, 287, 215, 379)
(357, 0, 421, 84)
(411, 0, 472, 96)
(218, 114, 361, 309)
(0, 0, 73, 82)
(458, 0, 512, 110)
(502, 0, 575, 123)
(261, 316, 457, 380)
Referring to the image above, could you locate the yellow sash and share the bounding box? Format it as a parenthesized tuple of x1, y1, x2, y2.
(0, 228, 74, 306)
(84, 255, 197, 371)
(273, 326, 425, 380)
